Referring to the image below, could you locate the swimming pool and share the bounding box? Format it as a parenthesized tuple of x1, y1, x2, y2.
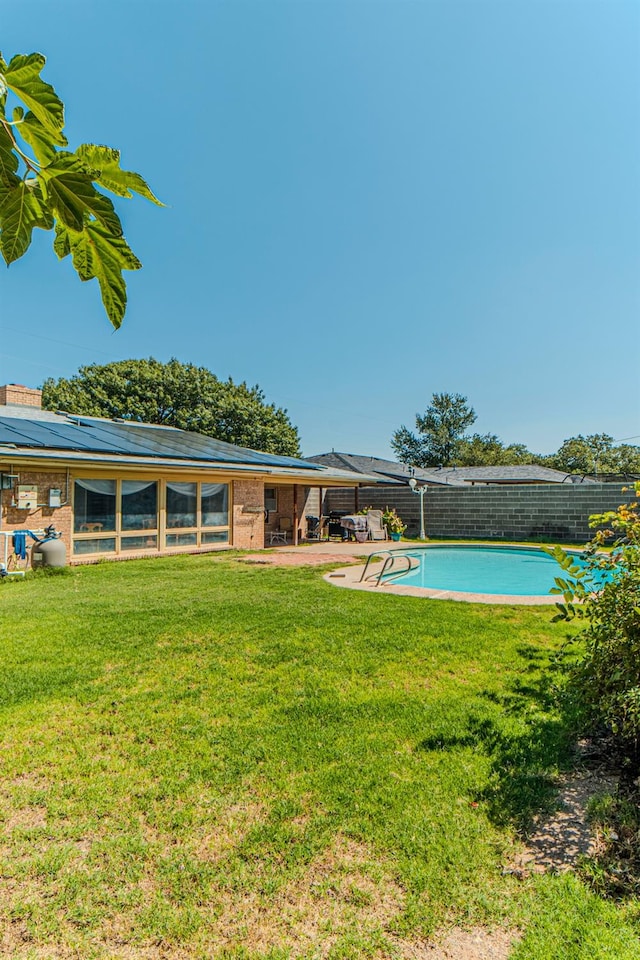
(379, 545, 584, 598)
(325, 543, 615, 604)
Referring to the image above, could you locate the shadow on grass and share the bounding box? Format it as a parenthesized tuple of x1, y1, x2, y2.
(468, 651, 580, 832)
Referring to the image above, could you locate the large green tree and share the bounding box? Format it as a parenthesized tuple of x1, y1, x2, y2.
(0, 51, 161, 328)
(42, 359, 302, 456)
(391, 393, 477, 467)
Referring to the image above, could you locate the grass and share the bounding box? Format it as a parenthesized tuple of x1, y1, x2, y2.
(0, 553, 638, 958)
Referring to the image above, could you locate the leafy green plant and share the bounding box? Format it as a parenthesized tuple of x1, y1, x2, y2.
(382, 506, 406, 535)
(0, 51, 162, 328)
(547, 484, 640, 767)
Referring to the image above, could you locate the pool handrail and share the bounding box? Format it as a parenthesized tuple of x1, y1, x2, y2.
(359, 549, 418, 587)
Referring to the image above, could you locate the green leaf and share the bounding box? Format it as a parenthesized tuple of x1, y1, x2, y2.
(43, 154, 123, 235)
(3, 53, 66, 146)
(76, 144, 163, 205)
(0, 179, 54, 263)
(13, 108, 57, 165)
(552, 603, 569, 622)
(0, 57, 7, 110)
(63, 220, 142, 329)
(0, 124, 19, 187)
(53, 221, 71, 259)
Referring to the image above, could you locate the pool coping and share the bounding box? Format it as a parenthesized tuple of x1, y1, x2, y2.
(323, 544, 562, 605)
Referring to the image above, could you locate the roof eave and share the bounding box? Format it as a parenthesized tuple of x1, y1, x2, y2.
(0, 447, 380, 486)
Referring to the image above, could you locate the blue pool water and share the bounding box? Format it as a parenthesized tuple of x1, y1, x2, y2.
(383, 545, 588, 596)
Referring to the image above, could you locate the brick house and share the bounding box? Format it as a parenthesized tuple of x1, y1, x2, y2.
(0, 385, 374, 564)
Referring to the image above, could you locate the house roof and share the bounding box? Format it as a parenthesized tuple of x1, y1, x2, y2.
(307, 452, 596, 485)
(0, 407, 378, 485)
(307, 452, 467, 485)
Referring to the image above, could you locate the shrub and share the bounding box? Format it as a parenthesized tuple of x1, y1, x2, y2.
(548, 483, 640, 770)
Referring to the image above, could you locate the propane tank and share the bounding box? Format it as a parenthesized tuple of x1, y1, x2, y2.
(31, 528, 67, 568)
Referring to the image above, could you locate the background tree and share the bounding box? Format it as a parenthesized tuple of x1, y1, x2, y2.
(0, 51, 161, 328)
(614, 444, 640, 475)
(391, 393, 476, 467)
(550, 434, 640, 476)
(391, 397, 640, 472)
(42, 359, 301, 456)
(455, 433, 536, 467)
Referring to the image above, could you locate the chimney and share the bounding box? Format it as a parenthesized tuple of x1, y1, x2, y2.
(0, 383, 43, 408)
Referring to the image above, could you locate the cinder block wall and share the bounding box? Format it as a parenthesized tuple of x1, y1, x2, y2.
(324, 483, 636, 542)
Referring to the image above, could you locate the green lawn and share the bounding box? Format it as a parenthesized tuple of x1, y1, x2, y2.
(0, 554, 638, 959)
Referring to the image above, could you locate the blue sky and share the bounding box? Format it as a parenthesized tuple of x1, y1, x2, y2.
(2, 0, 639, 458)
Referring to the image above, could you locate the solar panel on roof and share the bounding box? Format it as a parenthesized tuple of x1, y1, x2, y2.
(0, 418, 122, 452)
(0, 414, 323, 470)
(77, 419, 249, 463)
(70, 419, 185, 458)
(74, 418, 322, 468)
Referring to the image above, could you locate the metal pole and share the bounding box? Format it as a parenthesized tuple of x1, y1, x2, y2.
(409, 479, 427, 539)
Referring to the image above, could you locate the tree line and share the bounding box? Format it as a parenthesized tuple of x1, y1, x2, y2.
(391, 393, 640, 476)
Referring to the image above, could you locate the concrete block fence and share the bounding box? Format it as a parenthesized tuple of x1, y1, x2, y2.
(323, 483, 636, 543)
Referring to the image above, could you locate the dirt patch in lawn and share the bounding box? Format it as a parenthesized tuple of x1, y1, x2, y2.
(506, 743, 619, 877)
(214, 835, 404, 953)
(395, 926, 521, 959)
(213, 838, 520, 959)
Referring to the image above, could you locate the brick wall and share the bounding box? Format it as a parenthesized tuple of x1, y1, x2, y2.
(324, 483, 636, 542)
(264, 485, 319, 542)
(0, 384, 42, 407)
(232, 479, 265, 549)
(1, 470, 72, 561)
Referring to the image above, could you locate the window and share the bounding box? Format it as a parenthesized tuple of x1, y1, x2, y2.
(164, 482, 229, 547)
(264, 487, 277, 512)
(202, 530, 229, 544)
(166, 532, 197, 547)
(74, 479, 116, 533)
(167, 482, 197, 528)
(73, 478, 230, 556)
(201, 483, 229, 527)
(122, 481, 157, 531)
(122, 534, 157, 550)
(73, 537, 116, 556)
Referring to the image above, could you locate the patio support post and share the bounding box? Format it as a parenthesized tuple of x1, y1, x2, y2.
(293, 484, 299, 546)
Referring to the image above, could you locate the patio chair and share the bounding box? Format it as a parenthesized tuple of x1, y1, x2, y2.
(366, 510, 387, 541)
(269, 517, 291, 545)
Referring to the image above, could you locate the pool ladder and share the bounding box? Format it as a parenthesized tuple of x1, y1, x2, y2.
(358, 549, 419, 587)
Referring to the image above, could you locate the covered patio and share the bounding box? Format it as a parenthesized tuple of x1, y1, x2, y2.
(263, 483, 388, 547)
